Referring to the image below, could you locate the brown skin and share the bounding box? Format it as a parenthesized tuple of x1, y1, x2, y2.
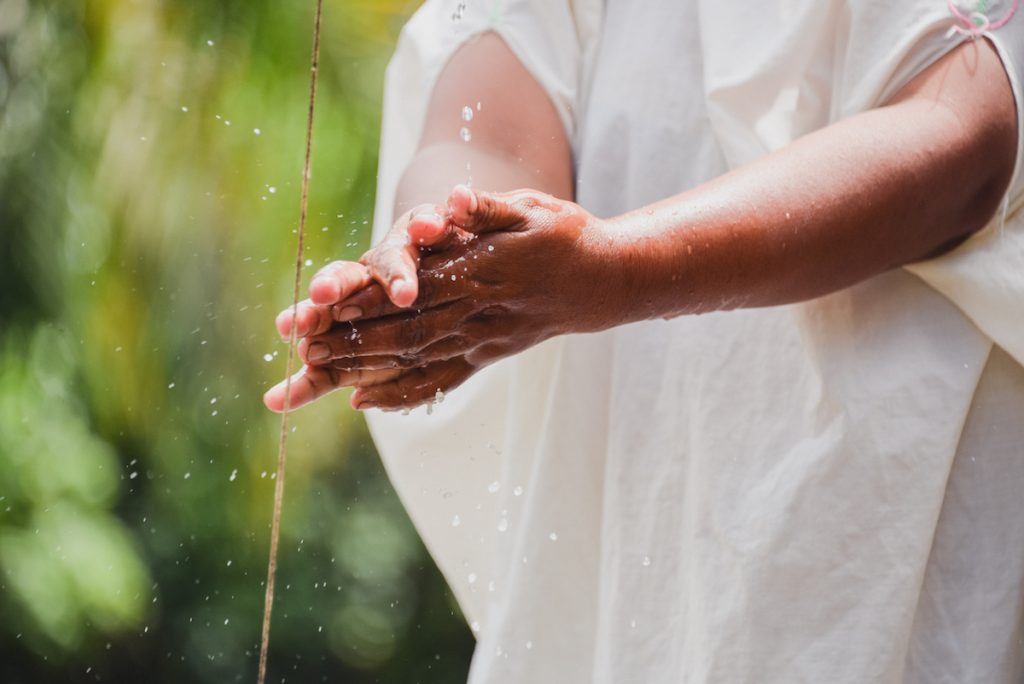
(264, 32, 1017, 413)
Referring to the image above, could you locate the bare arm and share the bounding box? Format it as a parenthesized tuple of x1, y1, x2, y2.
(268, 35, 1017, 411)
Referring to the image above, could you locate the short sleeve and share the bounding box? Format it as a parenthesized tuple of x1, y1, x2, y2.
(831, 1, 1024, 367)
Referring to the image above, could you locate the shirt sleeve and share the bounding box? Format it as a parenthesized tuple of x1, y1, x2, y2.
(835, 0, 1024, 367)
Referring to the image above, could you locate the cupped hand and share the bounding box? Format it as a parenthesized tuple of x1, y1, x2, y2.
(263, 201, 457, 413)
(292, 184, 617, 411)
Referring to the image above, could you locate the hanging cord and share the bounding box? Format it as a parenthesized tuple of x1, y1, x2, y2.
(257, 1, 324, 682)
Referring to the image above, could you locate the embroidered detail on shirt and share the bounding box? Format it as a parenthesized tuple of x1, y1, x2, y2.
(947, 0, 1018, 39)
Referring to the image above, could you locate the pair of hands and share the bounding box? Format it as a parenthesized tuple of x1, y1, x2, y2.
(263, 185, 615, 412)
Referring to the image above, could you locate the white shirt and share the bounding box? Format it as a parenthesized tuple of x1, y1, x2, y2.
(367, 1, 1024, 681)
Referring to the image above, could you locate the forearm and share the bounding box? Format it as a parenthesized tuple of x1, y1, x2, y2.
(395, 140, 569, 217)
(603, 40, 1016, 321)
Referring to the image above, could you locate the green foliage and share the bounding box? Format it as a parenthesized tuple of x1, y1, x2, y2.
(0, 0, 473, 681)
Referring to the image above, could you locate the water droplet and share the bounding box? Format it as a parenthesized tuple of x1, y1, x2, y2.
(181, 106, 189, 113)
(487, 245, 494, 252)
(184, 472, 191, 480)
(268, 186, 277, 194)
(525, 640, 533, 650)
(488, 481, 500, 494)
(497, 518, 509, 532)
(459, 127, 472, 143)
(226, 560, 233, 566)
(642, 555, 651, 567)
(513, 485, 524, 497)
(129, 471, 138, 480)
(207, 39, 214, 46)
(461, 106, 474, 122)
(434, 388, 445, 404)
(467, 572, 477, 584)
(228, 469, 238, 482)
(304, 259, 313, 267)
(210, 398, 217, 405)
(253, 128, 261, 135)
(168, 382, 175, 389)
(548, 532, 558, 541)
(451, 514, 461, 528)
(263, 353, 273, 362)
(224, 618, 229, 625)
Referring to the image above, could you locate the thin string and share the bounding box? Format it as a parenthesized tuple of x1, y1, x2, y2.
(257, 0, 324, 682)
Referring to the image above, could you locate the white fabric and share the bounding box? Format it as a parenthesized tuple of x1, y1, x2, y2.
(367, 1, 1024, 682)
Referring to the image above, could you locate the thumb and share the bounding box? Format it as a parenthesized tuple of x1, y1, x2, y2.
(446, 184, 526, 235)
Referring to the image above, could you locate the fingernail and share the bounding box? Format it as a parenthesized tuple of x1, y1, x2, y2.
(306, 341, 330, 363)
(335, 306, 362, 322)
(416, 211, 443, 224)
(391, 278, 408, 297)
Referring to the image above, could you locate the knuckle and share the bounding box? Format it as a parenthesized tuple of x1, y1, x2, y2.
(396, 354, 421, 369)
(467, 304, 511, 327)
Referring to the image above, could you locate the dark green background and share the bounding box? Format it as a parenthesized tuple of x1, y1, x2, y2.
(0, 0, 474, 681)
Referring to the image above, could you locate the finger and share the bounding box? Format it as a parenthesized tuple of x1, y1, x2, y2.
(263, 364, 401, 412)
(351, 357, 476, 410)
(329, 334, 472, 371)
(446, 184, 527, 235)
(408, 211, 472, 252)
(300, 302, 466, 363)
(363, 205, 444, 308)
(331, 265, 459, 323)
(309, 261, 371, 306)
(275, 299, 334, 340)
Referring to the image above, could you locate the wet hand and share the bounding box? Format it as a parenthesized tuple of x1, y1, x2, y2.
(294, 185, 616, 411)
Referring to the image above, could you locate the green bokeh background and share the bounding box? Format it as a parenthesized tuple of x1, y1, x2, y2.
(0, 0, 474, 681)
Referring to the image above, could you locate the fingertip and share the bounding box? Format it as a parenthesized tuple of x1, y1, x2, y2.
(447, 184, 478, 224)
(389, 277, 418, 308)
(309, 275, 341, 305)
(275, 309, 293, 339)
(408, 212, 446, 245)
(263, 385, 284, 413)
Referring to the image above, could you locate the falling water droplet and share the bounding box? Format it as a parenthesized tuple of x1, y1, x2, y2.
(462, 106, 474, 122)
(497, 518, 509, 532)
(548, 532, 558, 541)
(229, 469, 238, 482)
(459, 127, 472, 143)
(513, 485, 524, 497)
(451, 514, 461, 528)
(642, 555, 651, 567)
(488, 481, 500, 494)
(263, 353, 273, 362)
